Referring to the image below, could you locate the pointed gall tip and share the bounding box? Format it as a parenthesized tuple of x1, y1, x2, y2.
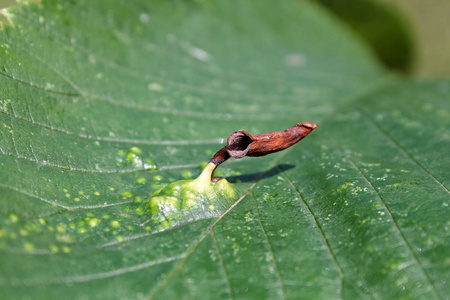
(297, 122, 318, 130)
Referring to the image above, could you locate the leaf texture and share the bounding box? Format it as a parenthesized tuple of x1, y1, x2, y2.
(0, 0, 448, 299)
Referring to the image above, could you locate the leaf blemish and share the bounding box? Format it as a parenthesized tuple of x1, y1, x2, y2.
(147, 162, 238, 229)
(116, 147, 158, 170)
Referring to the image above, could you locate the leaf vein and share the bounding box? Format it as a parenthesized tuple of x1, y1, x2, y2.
(0, 183, 136, 210)
(211, 229, 235, 300)
(1, 255, 183, 286)
(345, 157, 443, 299)
(278, 166, 344, 300)
(0, 149, 200, 174)
(250, 191, 286, 299)
(0, 108, 224, 146)
(359, 108, 449, 194)
(11, 10, 335, 99)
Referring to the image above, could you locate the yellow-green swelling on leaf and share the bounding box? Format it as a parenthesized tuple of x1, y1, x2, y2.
(0, 0, 448, 300)
(148, 163, 238, 229)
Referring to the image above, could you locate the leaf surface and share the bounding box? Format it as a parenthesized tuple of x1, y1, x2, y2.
(0, 1, 448, 299)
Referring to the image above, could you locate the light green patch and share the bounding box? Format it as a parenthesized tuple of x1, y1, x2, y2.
(153, 175, 164, 181)
(182, 170, 194, 179)
(88, 218, 100, 227)
(61, 246, 71, 253)
(144, 158, 157, 170)
(116, 236, 124, 242)
(49, 245, 59, 252)
(110, 220, 120, 228)
(337, 182, 352, 193)
(214, 170, 224, 177)
(45, 82, 55, 90)
(56, 235, 73, 243)
(0, 99, 11, 113)
(19, 229, 28, 236)
(121, 191, 133, 199)
(136, 177, 147, 184)
(146, 163, 238, 229)
(126, 147, 142, 166)
(94, 191, 101, 196)
(198, 161, 209, 170)
(117, 147, 153, 169)
(24, 242, 34, 251)
(24, 224, 35, 232)
(136, 207, 144, 215)
(74, 197, 81, 202)
(65, 193, 71, 198)
(77, 227, 86, 234)
(148, 82, 163, 92)
(9, 214, 19, 223)
(56, 225, 66, 233)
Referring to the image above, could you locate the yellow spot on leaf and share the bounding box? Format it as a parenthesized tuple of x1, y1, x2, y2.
(10, 214, 19, 223)
(121, 191, 133, 199)
(136, 177, 147, 184)
(88, 218, 100, 227)
(24, 243, 35, 251)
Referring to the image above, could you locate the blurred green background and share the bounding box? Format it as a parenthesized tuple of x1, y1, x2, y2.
(1, 0, 449, 77)
(388, 0, 450, 77)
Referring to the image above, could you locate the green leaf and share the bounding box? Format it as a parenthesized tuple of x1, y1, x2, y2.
(0, 0, 448, 299)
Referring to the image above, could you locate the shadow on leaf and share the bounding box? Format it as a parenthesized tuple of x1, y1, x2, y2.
(227, 164, 295, 183)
